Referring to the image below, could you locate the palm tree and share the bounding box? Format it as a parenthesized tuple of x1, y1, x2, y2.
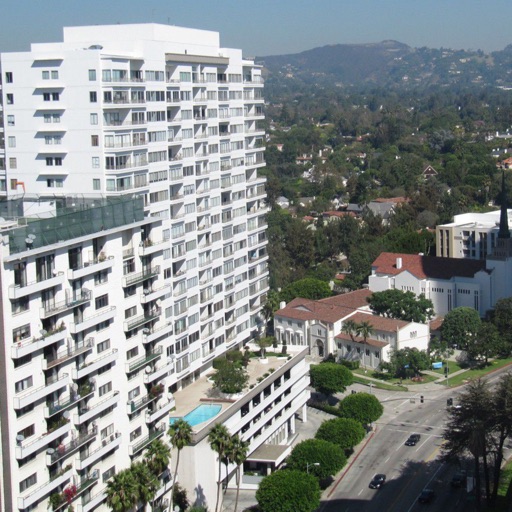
(226, 434, 249, 512)
(341, 319, 358, 343)
(105, 468, 139, 512)
(208, 423, 232, 512)
(356, 320, 374, 369)
(144, 438, 171, 477)
(168, 419, 193, 512)
(131, 462, 158, 511)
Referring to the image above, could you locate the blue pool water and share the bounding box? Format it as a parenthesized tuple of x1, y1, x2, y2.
(170, 404, 222, 427)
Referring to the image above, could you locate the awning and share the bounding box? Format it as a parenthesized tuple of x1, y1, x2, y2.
(246, 444, 291, 466)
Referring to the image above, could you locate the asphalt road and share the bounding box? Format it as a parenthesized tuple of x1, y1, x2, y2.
(320, 383, 470, 512)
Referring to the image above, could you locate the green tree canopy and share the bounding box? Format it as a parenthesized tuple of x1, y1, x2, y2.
(467, 322, 505, 363)
(381, 347, 431, 378)
(286, 439, 347, 480)
(309, 363, 354, 397)
(256, 469, 321, 512)
(210, 358, 249, 394)
(367, 289, 434, 323)
(492, 297, 512, 351)
(338, 392, 384, 424)
(315, 418, 366, 452)
(442, 307, 481, 350)
(280, 278, 332, 303)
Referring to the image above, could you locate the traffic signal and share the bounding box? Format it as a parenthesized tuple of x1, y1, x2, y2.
(444, 366, 449, 376)
(420, 395, 424, 403)
(447, 398, 453, 407)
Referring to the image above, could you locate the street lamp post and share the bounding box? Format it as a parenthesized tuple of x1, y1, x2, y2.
(306, 462, 320, 474)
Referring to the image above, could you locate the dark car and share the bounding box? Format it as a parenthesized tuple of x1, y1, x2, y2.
(451, 472, 467, 488)
(369, 474, 386, 489)
(418, 488, 435, 503)
(405, 434, 421, 446)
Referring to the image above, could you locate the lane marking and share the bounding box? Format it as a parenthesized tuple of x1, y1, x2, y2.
(416, 438, 430, 452)
(406, 462, 444, 512)
(358, 488, 363, 496)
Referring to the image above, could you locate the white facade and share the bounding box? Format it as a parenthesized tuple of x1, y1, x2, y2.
(0, 23, 269, 512)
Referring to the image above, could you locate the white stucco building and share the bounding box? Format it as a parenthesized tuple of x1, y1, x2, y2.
(0, 23, 278, 512)
(274, 289, 429, 369)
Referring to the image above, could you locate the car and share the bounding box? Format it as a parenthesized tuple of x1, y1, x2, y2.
(418, 488, 435, 503)
(405, 434, 421, 446)
(451, 471, 467, 488)
(369, 474, 386, 489)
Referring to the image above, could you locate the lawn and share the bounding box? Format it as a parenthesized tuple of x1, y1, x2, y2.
(430, 360, 464, 375)
(353, 368, 438, 386)
(440, 358, 512, 387)
(482, 458, 512, 511)
(352, 374, 408, 392)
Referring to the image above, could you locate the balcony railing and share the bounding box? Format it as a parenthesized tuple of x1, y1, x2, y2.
(47, 426, 97, 464)
(129, 390, 161, 414)
(129, 423, 166, 456)
(42, 338, 94, 370)
(45, 381, 95, 417)
(124, 308, 161, 331)
(122, 266, 160, 287)
(127, 347, 163, 373)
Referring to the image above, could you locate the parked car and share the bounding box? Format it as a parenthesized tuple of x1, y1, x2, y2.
(451, 471, 467, 488)
(369, 474, 386, 489)
(418, 488, 435, 503)
(405, 434, 421, 446)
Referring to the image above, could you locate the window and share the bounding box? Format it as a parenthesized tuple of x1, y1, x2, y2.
(15, 376, 33, 393)
(8, 136, 16, 148)
(91, 135, 99, 147)
(6, 93, 13, 104)
(130, 426, 142, 442)
(46, 179, 63, 188)
(42, 70, 50, 80)
(99, 382, 112, 397)
(89, 69, 97, 81)
(11, 297, 29, 315)
(125, 306, 136, 319)
(97, 339, 111, 353)
(7, 115, 15, 126)
(17, 424, 35, 441)
(94, 270, 108, 285)
(93, 178, 101, 190)
(13, 324, 30, 343)
(92, 157, 100, 169)
(9, 158, 17, 169)
(90, 113, 98, 125)
(89, 91, 97, 102)
(20, 473, 37, 493)
(5, 71, 13, 83)
(128, 386, 140, 400)
(95, 294, 109, 309)
(127, 347, 139, 360)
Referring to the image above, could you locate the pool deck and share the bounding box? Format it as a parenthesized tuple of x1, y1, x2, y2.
(169, 352, 295, 431)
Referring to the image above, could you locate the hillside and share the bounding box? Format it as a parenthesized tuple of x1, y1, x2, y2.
(258, 41, 512, 89)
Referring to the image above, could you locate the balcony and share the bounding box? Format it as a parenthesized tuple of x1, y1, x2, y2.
(15, 420, 71, 460)
(42, 338, 94, 370)
(140, 283, 171, 304)
(144, 357, 175, 384)
(45, 382, 95, 418)
(71, 349, 118, 380)
(143, 321, 173, 344)
(69, 306, 116, 334)
(138, 239, 167, 256)
(146, 396, 176, 424)
(123, 308, 161, 331)
(122, 266, 160, 287)
(14, 373, 69, 410)
(126, 347, 162, 373)
(76, 432, 121, 471)
(40, 289, 91, 319)
(17, 467, 73, 510)
(128, 390, 161, 415)
(11, 327, 67, 359)
(67, 256, 114, 280)
(46, 426, 97, 465)
(52, 469, 100, 512)
(74, 391, 120, 425)
(128, 423, 166, 456)
(8, 271, 65, 299)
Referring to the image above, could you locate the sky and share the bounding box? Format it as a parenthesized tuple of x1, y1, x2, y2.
(1, 0, 512, 57)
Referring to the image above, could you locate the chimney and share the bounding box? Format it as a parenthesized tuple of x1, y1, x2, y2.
(396, 257, 402, 269)
(279, 301, 286, 310)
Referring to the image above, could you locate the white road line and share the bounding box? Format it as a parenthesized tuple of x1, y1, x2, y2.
(406, 462, 444, 512)
(416, 437, 430, 452)
(358, 488, 363, 496)
(385, 456, 390, 463)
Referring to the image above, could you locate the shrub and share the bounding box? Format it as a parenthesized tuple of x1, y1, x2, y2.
(339, 359, 360, 370)
(315, 418, 365, 453)
(309, 363, 353, 396)
(338, 393, 384, 424)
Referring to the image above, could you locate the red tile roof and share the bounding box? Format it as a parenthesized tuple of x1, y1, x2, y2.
(335, 332, 389, 348)
(372, 252, 487, 280)
(345, 311, 409, 331)
(319, 289, 372, 309)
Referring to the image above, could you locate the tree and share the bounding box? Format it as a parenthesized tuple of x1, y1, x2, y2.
(382, 347, 431, 378)
(210, 358, 248, 394)
(256, 336, 274, 359)
(105, 468, 139, 512)
(286, 439, 347, 480)
(428, 336, 454, 361)
(208, 423, 232, 512)
(315, 418, 366, 453)
(279, 278, 332, 303)
(226, 434, 249, 512)
(467, 322, 504, 363)
(262, 290, 280, 335)
(491, 297, 512, 351)
(338, 393, 384, 424)
(168, 419, 193, 512)
(356, 320, 374, 368)
(144, 438, 171, 477)
(367, 289, 434, 323)
(309, 363, 353, 397)
(341, 319, 358, 342)
(131, 462, 158, 511)
(256, 469, 321, 512)
(442, 307, 481, 350)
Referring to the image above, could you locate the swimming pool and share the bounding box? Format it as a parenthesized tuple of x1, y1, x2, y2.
(169, 403, 222, 427)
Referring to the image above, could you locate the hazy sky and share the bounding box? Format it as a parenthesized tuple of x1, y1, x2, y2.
(1, 0, 511, 56)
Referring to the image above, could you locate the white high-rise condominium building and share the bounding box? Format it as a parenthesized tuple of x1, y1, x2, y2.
(0, 24, 277, 511)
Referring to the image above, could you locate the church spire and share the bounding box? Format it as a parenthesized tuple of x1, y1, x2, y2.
(498, 171, 510, 239)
